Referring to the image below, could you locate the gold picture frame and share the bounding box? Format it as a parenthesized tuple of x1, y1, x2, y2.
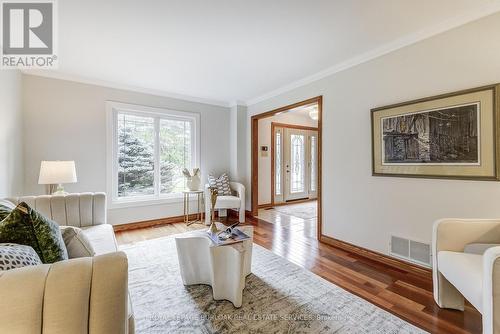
(371, 84, 500, 180)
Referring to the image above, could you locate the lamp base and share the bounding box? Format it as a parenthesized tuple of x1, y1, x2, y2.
(51, 184, 68, 195)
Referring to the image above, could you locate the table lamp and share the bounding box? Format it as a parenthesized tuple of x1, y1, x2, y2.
(38, 161, 77, 195)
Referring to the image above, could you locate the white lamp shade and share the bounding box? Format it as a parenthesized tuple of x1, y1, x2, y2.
(38, 161, 77, 185)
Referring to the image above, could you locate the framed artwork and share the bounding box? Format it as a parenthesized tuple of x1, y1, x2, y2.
(371, 84, 500, 180)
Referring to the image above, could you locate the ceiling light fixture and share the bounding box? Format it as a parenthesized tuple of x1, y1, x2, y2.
(309, 106, 319, 121)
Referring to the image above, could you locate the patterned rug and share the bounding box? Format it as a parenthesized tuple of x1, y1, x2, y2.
(120, 236, 426, 334)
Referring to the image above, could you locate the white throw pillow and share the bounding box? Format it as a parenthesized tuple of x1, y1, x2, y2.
(208, 173, 232, 196)
(60, 226, 95, 258)
(0, 243, 42, 270)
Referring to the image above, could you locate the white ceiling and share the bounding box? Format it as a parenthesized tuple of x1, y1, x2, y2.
(29, 0, 500, 106)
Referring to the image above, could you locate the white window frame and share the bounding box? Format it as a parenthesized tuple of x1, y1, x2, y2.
(106, 101, 200, 208)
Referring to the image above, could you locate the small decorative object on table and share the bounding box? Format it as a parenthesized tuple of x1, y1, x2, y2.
(207, 222, 251, 246)
(208, 217, 219, 234)
(182, 168, 201, 191)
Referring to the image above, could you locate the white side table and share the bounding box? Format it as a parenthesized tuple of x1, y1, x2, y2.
(175, 225, 253, 307)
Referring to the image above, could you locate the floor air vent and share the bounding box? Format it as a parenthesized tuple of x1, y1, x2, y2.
(390, 236, 431, 267)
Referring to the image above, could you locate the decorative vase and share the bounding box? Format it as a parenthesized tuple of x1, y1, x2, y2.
(209, 221, 219, 234)
(186, 175, 201, 191)
(183, 168, 201, 191)
(209, 187, 218, 226)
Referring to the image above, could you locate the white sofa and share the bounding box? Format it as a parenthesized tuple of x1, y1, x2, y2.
(432, 218, 500, 334)
(205, 182, 245, 224)
(0, 193, 134, 334)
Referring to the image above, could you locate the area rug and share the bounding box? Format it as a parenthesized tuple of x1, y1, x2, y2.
(273, 201, 317, 220)
(120, 236, 426, 334)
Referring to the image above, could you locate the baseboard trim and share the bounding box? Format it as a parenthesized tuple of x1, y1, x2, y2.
(258, 198, 317, 209)
(319, 234, 431, 278)
(114, 209, 258, 232)
(113, 214, 200, 232)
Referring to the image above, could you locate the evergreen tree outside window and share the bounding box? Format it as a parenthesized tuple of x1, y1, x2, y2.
(117, 114, 155, 197)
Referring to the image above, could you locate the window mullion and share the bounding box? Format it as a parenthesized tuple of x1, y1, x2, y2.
(191, 120, 196, 168)
(154, 117, 160, 198)
(113, 110, 119, 201)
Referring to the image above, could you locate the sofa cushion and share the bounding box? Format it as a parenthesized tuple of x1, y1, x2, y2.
(438, 251, 483, 312)
(60, 226, 96, 258)
(82, 224, 118, 255)
(208, 173, 232, 196)
(0, 202, 68, 263)
(0, 243, 42, 270)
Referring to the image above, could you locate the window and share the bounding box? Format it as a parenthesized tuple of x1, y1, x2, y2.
(275, 130, 282, 196)
(310, 135, 317, 192)
(107, 102, 199, 207)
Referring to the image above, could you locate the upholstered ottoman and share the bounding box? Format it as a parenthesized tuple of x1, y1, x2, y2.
(175, 226, 253, 307)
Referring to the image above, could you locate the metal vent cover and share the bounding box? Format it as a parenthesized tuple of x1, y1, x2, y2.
(390, 236, 409, 258)
(390, 235, 431, 267)
(410, 240, 431, 266)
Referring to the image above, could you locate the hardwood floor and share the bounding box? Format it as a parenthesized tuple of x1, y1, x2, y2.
(256, 200, 317, 239)
(115, 217, 481, 334)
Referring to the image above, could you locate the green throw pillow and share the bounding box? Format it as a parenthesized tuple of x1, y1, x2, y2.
(0, 202, 68, 263)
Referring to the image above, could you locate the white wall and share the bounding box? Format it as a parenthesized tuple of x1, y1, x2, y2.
(22, 74, 231, 225)
(247, 13, 500, 256)
(0, 71, 23, 197)
(258, 111, 317, 204)
(230, 104, 247, 184)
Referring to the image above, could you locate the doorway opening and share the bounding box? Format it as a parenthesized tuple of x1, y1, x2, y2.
(251, 96, 322, 239)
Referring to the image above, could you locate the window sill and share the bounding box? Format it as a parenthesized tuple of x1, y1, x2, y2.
(108, 194, 191, 209)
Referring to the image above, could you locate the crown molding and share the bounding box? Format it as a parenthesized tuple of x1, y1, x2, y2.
(21, 70, 231, 108)
(229, 100, 247, 108)
(244, 3, 500, 106)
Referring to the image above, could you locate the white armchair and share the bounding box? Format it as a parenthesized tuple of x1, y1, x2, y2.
(432, 218, 500, 334)
(205, 182, 245, 224)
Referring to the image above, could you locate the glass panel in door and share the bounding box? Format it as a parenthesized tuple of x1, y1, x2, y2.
(310, 135, 317, 193)
(290, 134, 305, 193)
(275, 130, 282, 196)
